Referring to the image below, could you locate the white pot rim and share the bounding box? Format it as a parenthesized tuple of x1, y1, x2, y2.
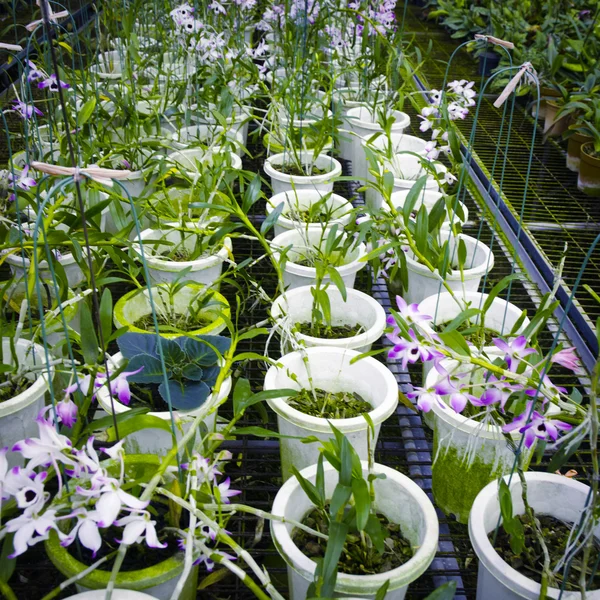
(264, 347, 397, 433)
(406, 232, 494, 281)
(97, 353, 232, 419)
(271, 460, 439, 594)
(270, 230, 366, 277)
(266, 190, 353, 229)
(469, 472, 596, 599)
(6, 251, 77, 269)
(346, 107, 410, 132)
(137, 227, 232, 272)
(264, 152, 342, 184)
(271, 286, 386, 349)
(0, 339, 53, 418)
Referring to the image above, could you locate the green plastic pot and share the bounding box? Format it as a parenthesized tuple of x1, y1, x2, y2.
(113, 283, 230, 338)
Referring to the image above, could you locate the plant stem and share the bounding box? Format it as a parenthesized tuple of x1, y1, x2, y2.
(194, 502, 329, 540)
(0, 580, 17, 600)
(516, 462, 553, 595)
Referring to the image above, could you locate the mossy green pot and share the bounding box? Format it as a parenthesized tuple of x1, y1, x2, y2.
(44, 455, 198, 599)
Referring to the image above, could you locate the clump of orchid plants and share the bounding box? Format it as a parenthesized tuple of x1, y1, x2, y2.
(0, 405, 240, 569)
(385, 289, 586, 452)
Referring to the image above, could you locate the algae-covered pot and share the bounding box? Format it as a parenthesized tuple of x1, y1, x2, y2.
(469, 472, 600, 600)
(264, 347, 398, 480)
(45, 456, 198, 600)
(425, 361, 532, 524)
(113, 283, 230, 338)
(578, 142, 600, 197)
(66, 591, 156, 599)
(271, 461, 439, 599)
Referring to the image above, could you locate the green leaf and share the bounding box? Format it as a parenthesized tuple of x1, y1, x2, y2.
(415, 204, 429, 255)
(326, 266, 347, 301)
(106, 414, 174, 441)
(375, 581, 391, 600)
(261, 202, 284, 235)
(99, 288, 112, 350)
(442, 308, 481, 333)
(233, 381, 297, 415)
(482, 274, 522, 314)
(316, 453, 325, 505)
(0, 534, 16, 583)
(438, 330, 471, 356)
(78, 97, 97, 126)
(424, 581, 457, 599)
(79, 301, 99, 365)
(237, 327, 269, 342)
(352, 477, 371, 530)
(498, 479, 513, 523)
(231, 426, 316, 441)
(198, 568, 230, 590)
(457, 238, 467, 269)
(329, 483, 352, 518)
(364, 513, 386, 554)
(290, 465, 323, 508)
(402, 175, 429, 223)
(320, 521, 349, 598)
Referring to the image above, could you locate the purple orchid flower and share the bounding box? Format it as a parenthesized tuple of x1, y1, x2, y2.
(12, 100, 43, 120)
(95, 366, 144, 405)
(392, 295, 432, 324)
(59, 508, 103, 557)
(7, 165, 36, 191)
(26, 61, 44, 82)
(551, 347, 580, 372)
(55, 397, 78, 428)
(502, 402, 572, 448)
(116, 511, 167, 548)
(387, 328, 438, 369)
(38, 74, 69, 92)
(216, 477, 241, 504)
(493, 335, 536, 372)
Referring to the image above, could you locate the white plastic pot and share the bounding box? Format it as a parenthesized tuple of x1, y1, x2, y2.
(6, 250, 85, 288)
(271, 285, 386, 354)
(367, 155, 447, 211)
(332, 89, 364, 162)
(271, 460, 439, 599)
(113, 283, 230, 338)
(0, 339, 53, 468)
(404, 230, 495, 305)
(266, 189, 354, 237)
(418, 291, 528, 381)
(264, 152, 342, 195)
(137, 225, 232, 287)
(345, 107, 410, 181)
(97, 353, 232, 456)
(469, 472, 600, 599)
(425, 360, 533, 524)
(264, 347, 398, 480)
(383, 189, 469, 226)
(270, 228, 367, 290)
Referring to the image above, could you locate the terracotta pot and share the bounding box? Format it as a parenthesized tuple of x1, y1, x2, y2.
(578, 142, 600, 197)
(567, 133, 593, 172)
(532, 86, 560, 119)
(543, 101, 569, 137)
